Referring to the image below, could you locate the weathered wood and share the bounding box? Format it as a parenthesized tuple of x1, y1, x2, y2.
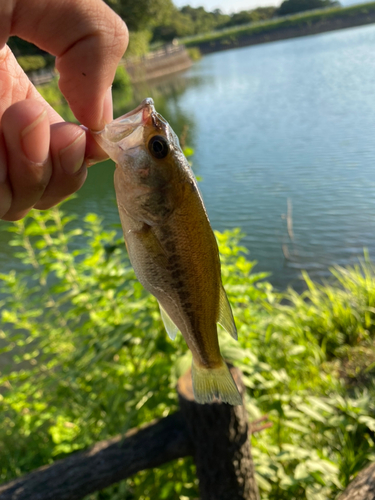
(0, 412, 192, 500)
(337, 462, 375, 500)
(177, 366, 260, 500)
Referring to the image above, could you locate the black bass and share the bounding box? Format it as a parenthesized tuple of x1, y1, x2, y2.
(93, 98, 241, 405)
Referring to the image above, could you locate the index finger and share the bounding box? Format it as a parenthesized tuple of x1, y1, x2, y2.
(1, 0, 128, 130)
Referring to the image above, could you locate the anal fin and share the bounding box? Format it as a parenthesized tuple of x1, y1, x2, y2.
(218, 286, 237, 340)
(159, 303, 179, 340)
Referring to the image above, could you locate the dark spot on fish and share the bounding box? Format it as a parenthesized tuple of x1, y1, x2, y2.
(167, 263, 179, 271)
(82, 72, 86, 76)
(165, 241, 176, 252)
(171, 270, 180, 280)
(175, 280, 184, 289)
(168, 254, 180, 264)
(183, 302, 193, 310)
(160, 226, 172, 239)
(177, 290, 190, 301)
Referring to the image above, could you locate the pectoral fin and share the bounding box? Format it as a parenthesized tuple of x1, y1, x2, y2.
(218, 286, 237, 340)
(159, 303, 179, 340)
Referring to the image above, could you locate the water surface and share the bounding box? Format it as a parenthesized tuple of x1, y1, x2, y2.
(2, 24, 375, 290)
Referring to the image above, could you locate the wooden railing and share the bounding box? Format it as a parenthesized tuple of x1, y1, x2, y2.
(123, 44, 192, 83)
(28, 68, 56, 86)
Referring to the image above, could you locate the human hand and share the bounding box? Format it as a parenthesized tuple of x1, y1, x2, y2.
(0, 0, 128, 221)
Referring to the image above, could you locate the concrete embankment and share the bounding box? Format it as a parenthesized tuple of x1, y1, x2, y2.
(123, 45, 192, 83)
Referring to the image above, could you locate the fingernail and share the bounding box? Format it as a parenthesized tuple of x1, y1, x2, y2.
(102, 86, 113, 126)
(21, 110, 49, 164)
(59, 131, 86, 175)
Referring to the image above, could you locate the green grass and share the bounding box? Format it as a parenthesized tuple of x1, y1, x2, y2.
(1, 205, 375, 499)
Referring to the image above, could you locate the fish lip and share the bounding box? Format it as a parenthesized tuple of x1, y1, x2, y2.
(92, 97, 156, 143)
(91, 98, 172, 160)
(118, 97, 155, 126)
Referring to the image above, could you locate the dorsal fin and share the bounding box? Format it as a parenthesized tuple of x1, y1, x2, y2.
(218, 286, 237, 340)
(159, 303, 179, 340)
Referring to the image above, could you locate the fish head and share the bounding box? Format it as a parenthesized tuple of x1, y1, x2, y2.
(92, 98, 185, 186)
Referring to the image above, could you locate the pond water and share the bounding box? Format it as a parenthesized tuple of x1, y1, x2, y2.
(2, 24, 375, 290)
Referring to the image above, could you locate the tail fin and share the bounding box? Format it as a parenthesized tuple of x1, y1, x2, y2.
(191, 358, 242, 406)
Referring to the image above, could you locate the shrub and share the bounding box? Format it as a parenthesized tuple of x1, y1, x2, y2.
(17, 55, 47, 73)
(1, 205, 375, 499)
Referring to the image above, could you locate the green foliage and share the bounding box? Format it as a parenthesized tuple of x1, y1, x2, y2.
(126, 30, 152, 57)
(112, 66, 133, 112)
(152, 12, 195, 42)
(179, 6, 230, 34)
(113, 66, 132, 91)
(151, 5, 230, 43)
(16, 55, 47, 73)
(1, 208, 375, 499)
(7, 37, 46, 57)
(104, 0, 175, 31)
(186, 48, 201, 62)
(278, 0, 340, 17)
(221, 8, 277, 28)
(36, 78, 75, 122)
(181, 2, 375, 49)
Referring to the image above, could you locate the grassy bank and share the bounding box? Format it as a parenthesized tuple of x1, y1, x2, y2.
(181, 2, 375, 52)
(1, 204, 375, 499)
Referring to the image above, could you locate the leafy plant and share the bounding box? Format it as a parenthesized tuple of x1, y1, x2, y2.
(1, 206, 375, 499)
(36, 78, 75, 122)
(17, 55, 47, 73)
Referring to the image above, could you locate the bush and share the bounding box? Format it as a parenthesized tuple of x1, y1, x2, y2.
(126, 30, 152, 57)
(1, 205, 375, 499)
(278, 0, 340, 16)
(186, 47, 201, 61)
(17, 55, 46, 73)
(36, 78, 75, 122)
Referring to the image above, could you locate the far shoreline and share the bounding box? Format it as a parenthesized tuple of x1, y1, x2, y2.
(181, 2, 375, 54)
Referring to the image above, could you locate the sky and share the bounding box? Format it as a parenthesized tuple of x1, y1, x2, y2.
(173, 0, 367, 13)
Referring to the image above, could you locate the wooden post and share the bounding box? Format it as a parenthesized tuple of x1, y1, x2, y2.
(177, 366, 260, 500)
(337, 463, 375, 500)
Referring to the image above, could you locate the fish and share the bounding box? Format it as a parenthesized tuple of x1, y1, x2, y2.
(92, 98, 242, 406)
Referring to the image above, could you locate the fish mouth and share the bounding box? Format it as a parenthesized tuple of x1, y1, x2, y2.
(91, 98, 170, 160)
(95, 98, 156, 144)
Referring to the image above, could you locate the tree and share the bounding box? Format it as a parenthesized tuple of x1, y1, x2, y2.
(222, 8, 276, 28)
(180, 5, 229, 34)
(152, 11, 195, 42)
(277, 0, 340, 16)
(104, 0, 175, 31)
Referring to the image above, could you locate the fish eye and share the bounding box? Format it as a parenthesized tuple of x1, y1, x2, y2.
(148, 135, 169, 159)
